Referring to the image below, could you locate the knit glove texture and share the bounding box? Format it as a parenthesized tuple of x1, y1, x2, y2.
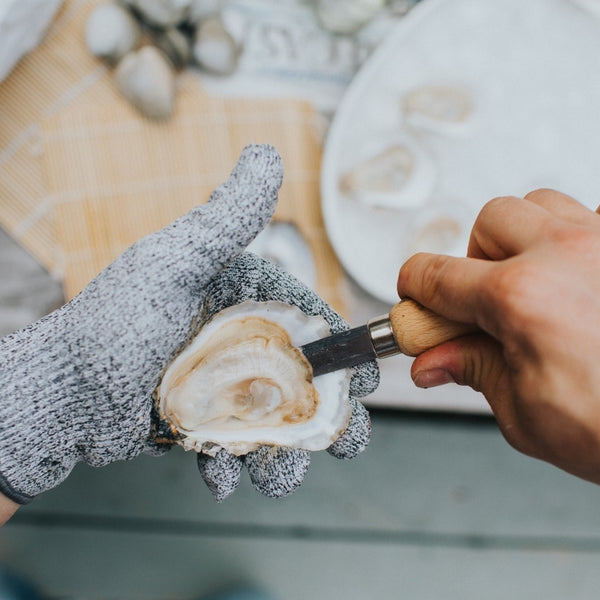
(195, 253, 378, 501)
(0, 144, 378, 505)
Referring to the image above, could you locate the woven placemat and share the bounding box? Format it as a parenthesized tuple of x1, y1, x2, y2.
(0, 0, 106, 270)
(0, 0, 346, 314)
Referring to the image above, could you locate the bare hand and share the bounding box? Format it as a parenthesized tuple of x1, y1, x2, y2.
(397, 189, 600, 484)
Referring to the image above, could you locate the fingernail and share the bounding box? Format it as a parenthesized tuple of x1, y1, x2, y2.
(413, 369, 455, 389)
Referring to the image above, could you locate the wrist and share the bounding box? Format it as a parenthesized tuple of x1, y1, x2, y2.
(0, 491, 19, 524)
(0, 317, 84, 501)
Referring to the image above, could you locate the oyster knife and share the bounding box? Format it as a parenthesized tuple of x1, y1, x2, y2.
(300, 299, 477, 377)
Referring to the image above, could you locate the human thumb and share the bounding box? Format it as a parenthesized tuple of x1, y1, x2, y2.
(410, 334, 508, 401)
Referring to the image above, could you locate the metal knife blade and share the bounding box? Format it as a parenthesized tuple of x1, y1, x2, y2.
(300, 315, 400, 377)
(299, 299, 479, 377)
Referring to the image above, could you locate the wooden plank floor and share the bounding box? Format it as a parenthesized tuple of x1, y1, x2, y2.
(2, 227, 600, 599)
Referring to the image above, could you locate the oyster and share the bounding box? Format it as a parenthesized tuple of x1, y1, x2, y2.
(316, 0, 386, 35)
(192, 15, 240, 76)
(114, 46, 175, 119)
(339, 134, 436, 210)
(85, 3, 141, 65)
(403, 84, 473, 136)
(155, 301, 352, 456)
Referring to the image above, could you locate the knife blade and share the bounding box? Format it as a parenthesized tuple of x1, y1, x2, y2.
(300, 299, 477, 377)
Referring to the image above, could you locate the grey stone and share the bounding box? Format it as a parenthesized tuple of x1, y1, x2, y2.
(85, 2, 141, 64)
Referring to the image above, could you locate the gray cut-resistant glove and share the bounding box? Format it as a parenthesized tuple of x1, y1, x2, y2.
(195, 252, 379, 501)
(0, 144, 378, 505)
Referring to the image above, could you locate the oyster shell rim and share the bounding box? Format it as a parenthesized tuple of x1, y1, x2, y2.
(153, 300, 352, 456)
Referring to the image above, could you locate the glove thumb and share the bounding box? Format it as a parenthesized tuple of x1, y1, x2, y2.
(154, 144, 283, 285)
(410, 333, 509, 403)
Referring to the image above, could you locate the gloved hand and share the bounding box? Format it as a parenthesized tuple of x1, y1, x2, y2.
(0, 144, 378, 505)
(195, 252, 378, 501)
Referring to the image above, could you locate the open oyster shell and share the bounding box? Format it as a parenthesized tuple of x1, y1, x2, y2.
(339, 133, 436, 210)
(403, 84, 473, 136)
(154, 301, 352, 456)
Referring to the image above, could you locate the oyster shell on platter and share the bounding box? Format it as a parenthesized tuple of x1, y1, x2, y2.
(402, 84, 473, 136)
(153, 300, 352, 456)
(339, 133, 436, 211)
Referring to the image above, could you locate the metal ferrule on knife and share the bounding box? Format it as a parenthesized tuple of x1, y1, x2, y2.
(300, 299, 478, 377)
(367, 315, 400, 359)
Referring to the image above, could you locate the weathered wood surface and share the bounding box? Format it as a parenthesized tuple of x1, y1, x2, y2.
(2, 414, 600, 599)
(2, 227, 600, 599)
(13, 415, 600, 540)
(0, 227, 63, 336)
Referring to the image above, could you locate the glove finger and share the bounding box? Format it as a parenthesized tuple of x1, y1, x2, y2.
(204, 253, 381, 392)
(327, 396, 371, 460)
(350, 360, 380, 398)
(143, 438, 172, 457)
(204, 253, 346, 328)
(151, 145, 283, 289)
(197, 449, 243, 502)
(244, 446, 310, 498)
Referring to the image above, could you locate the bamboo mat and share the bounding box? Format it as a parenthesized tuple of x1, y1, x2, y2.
(0, 0, 346, 313)
(0, 0, 106, 271)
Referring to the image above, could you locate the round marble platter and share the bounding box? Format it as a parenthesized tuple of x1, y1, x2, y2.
(322, 0, 600, 304)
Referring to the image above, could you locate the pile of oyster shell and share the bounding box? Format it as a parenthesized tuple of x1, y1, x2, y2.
(337, 84, 474, 266)
(84, 0, 415, 119)
(85, 0, 241, 119)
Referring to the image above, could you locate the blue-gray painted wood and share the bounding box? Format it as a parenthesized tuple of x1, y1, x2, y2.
(0, 228, 62, 337)
(1, 523, 599, 600)
(16, 415, 600, 540)
(2, 226, 600, 599)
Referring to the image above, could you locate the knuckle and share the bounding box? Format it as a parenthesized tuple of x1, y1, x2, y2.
(472, 197, 521, 239)
(477, 196, 517, 220)
(400, 251, 429, 273)
(550, 226, 600, 256)
(396, 255, 415, 292)
(498, 408, 544, 459)
(460, 347, 485, 392)
(498, 422, 520, 449)
(523, 188, 556, 203)
(485, 195, 513, 210)
(481, 263, 538, 330)
(418, 254, 452, 304)
(498, 423, 531, 455)
(398, 252, 438, 298)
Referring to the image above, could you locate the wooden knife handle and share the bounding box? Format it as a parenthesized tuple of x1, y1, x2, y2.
(389, 299, 477, 357)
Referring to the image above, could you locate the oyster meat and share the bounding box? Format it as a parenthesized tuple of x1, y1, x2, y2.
(155, 301, 351, 456)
